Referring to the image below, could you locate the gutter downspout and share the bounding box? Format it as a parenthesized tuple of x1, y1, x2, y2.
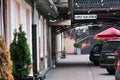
(51, 27, 56, 68)
(1, 0, 4, 37)
(71, 0, 74, 25)
(31, 1, 38, 80)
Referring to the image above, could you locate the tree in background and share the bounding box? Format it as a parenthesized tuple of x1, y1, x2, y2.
(0, 35, 14, 80)
(10, 25, 31, 78)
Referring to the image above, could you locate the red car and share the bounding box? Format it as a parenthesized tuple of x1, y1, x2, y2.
(114, 47, 120, 80)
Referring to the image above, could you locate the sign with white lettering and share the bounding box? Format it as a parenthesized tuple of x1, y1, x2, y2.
(74, 14, 97, 20)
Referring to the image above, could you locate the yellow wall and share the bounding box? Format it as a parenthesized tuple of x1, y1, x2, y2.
(64, 37, 76, 54)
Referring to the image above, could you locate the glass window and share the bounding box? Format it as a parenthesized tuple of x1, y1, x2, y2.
(102, 41, 120, 51)
(92, 45, 100, 52)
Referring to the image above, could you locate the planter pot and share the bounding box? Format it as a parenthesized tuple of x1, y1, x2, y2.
(15, 76, 34, 80)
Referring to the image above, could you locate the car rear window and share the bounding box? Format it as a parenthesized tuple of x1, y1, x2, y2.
(102, 41, 120, 51)
(92, 46, 100, 52)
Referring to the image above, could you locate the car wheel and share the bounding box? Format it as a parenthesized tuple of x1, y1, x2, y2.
(106, 67, 115, 74)
(89, 56, 92, 61)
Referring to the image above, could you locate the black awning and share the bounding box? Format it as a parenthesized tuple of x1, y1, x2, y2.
(35, 0, 59, 19)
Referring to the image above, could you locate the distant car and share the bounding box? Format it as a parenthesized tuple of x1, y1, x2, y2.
(114, 47, 120, 80)
(89, 44, 102, 65)
(114, 47, 120, 68)
(100, 40, 120, 74)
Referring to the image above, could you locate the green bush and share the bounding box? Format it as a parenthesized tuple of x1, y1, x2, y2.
(10, 25, 31, 78)
(96, 39, 105, 45)
(73, 42, 82, 48)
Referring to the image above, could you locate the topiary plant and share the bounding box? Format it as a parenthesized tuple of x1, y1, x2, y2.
(96, 39, 105, 45)
(0, 35, 14, 80)
(10, 25, 31, 78)
(73, 42, 82, 48)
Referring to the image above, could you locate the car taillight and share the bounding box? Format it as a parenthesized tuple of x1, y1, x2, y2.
(117, 59, 120, 70)
(114, 51, 119, 56)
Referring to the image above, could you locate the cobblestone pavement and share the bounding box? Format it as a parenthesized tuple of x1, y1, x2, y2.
(45, 54, 115, 80)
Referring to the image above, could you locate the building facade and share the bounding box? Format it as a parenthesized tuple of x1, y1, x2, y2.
(0, 0, 62, 79)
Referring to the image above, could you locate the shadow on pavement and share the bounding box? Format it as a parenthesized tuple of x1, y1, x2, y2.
(56, 61, 96, 67)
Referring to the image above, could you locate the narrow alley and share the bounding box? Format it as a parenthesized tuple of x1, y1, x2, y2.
(45, 55, 114, 80)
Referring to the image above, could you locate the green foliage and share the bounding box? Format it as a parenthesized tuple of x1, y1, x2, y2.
(96, 39, 105, 45)
(73, 42, 82, 48)
(10, 25, 31, 78)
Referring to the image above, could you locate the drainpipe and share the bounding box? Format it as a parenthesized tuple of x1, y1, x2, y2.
(1, 0, 4, 37)
(71, 0, 74, 25)
(31, 1, 38, 80)
(51, 27, 56, 68)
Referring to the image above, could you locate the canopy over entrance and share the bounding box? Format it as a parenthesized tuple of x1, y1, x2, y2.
(93, 27, 120, 40)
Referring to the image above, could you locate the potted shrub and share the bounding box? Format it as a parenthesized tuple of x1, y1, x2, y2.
(0, 35, 14, 80)
(10, 25, 32, 80)
(73, 42, 82, 48)
(96, 39, 105, 45)
(73, 42, 82, 55)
